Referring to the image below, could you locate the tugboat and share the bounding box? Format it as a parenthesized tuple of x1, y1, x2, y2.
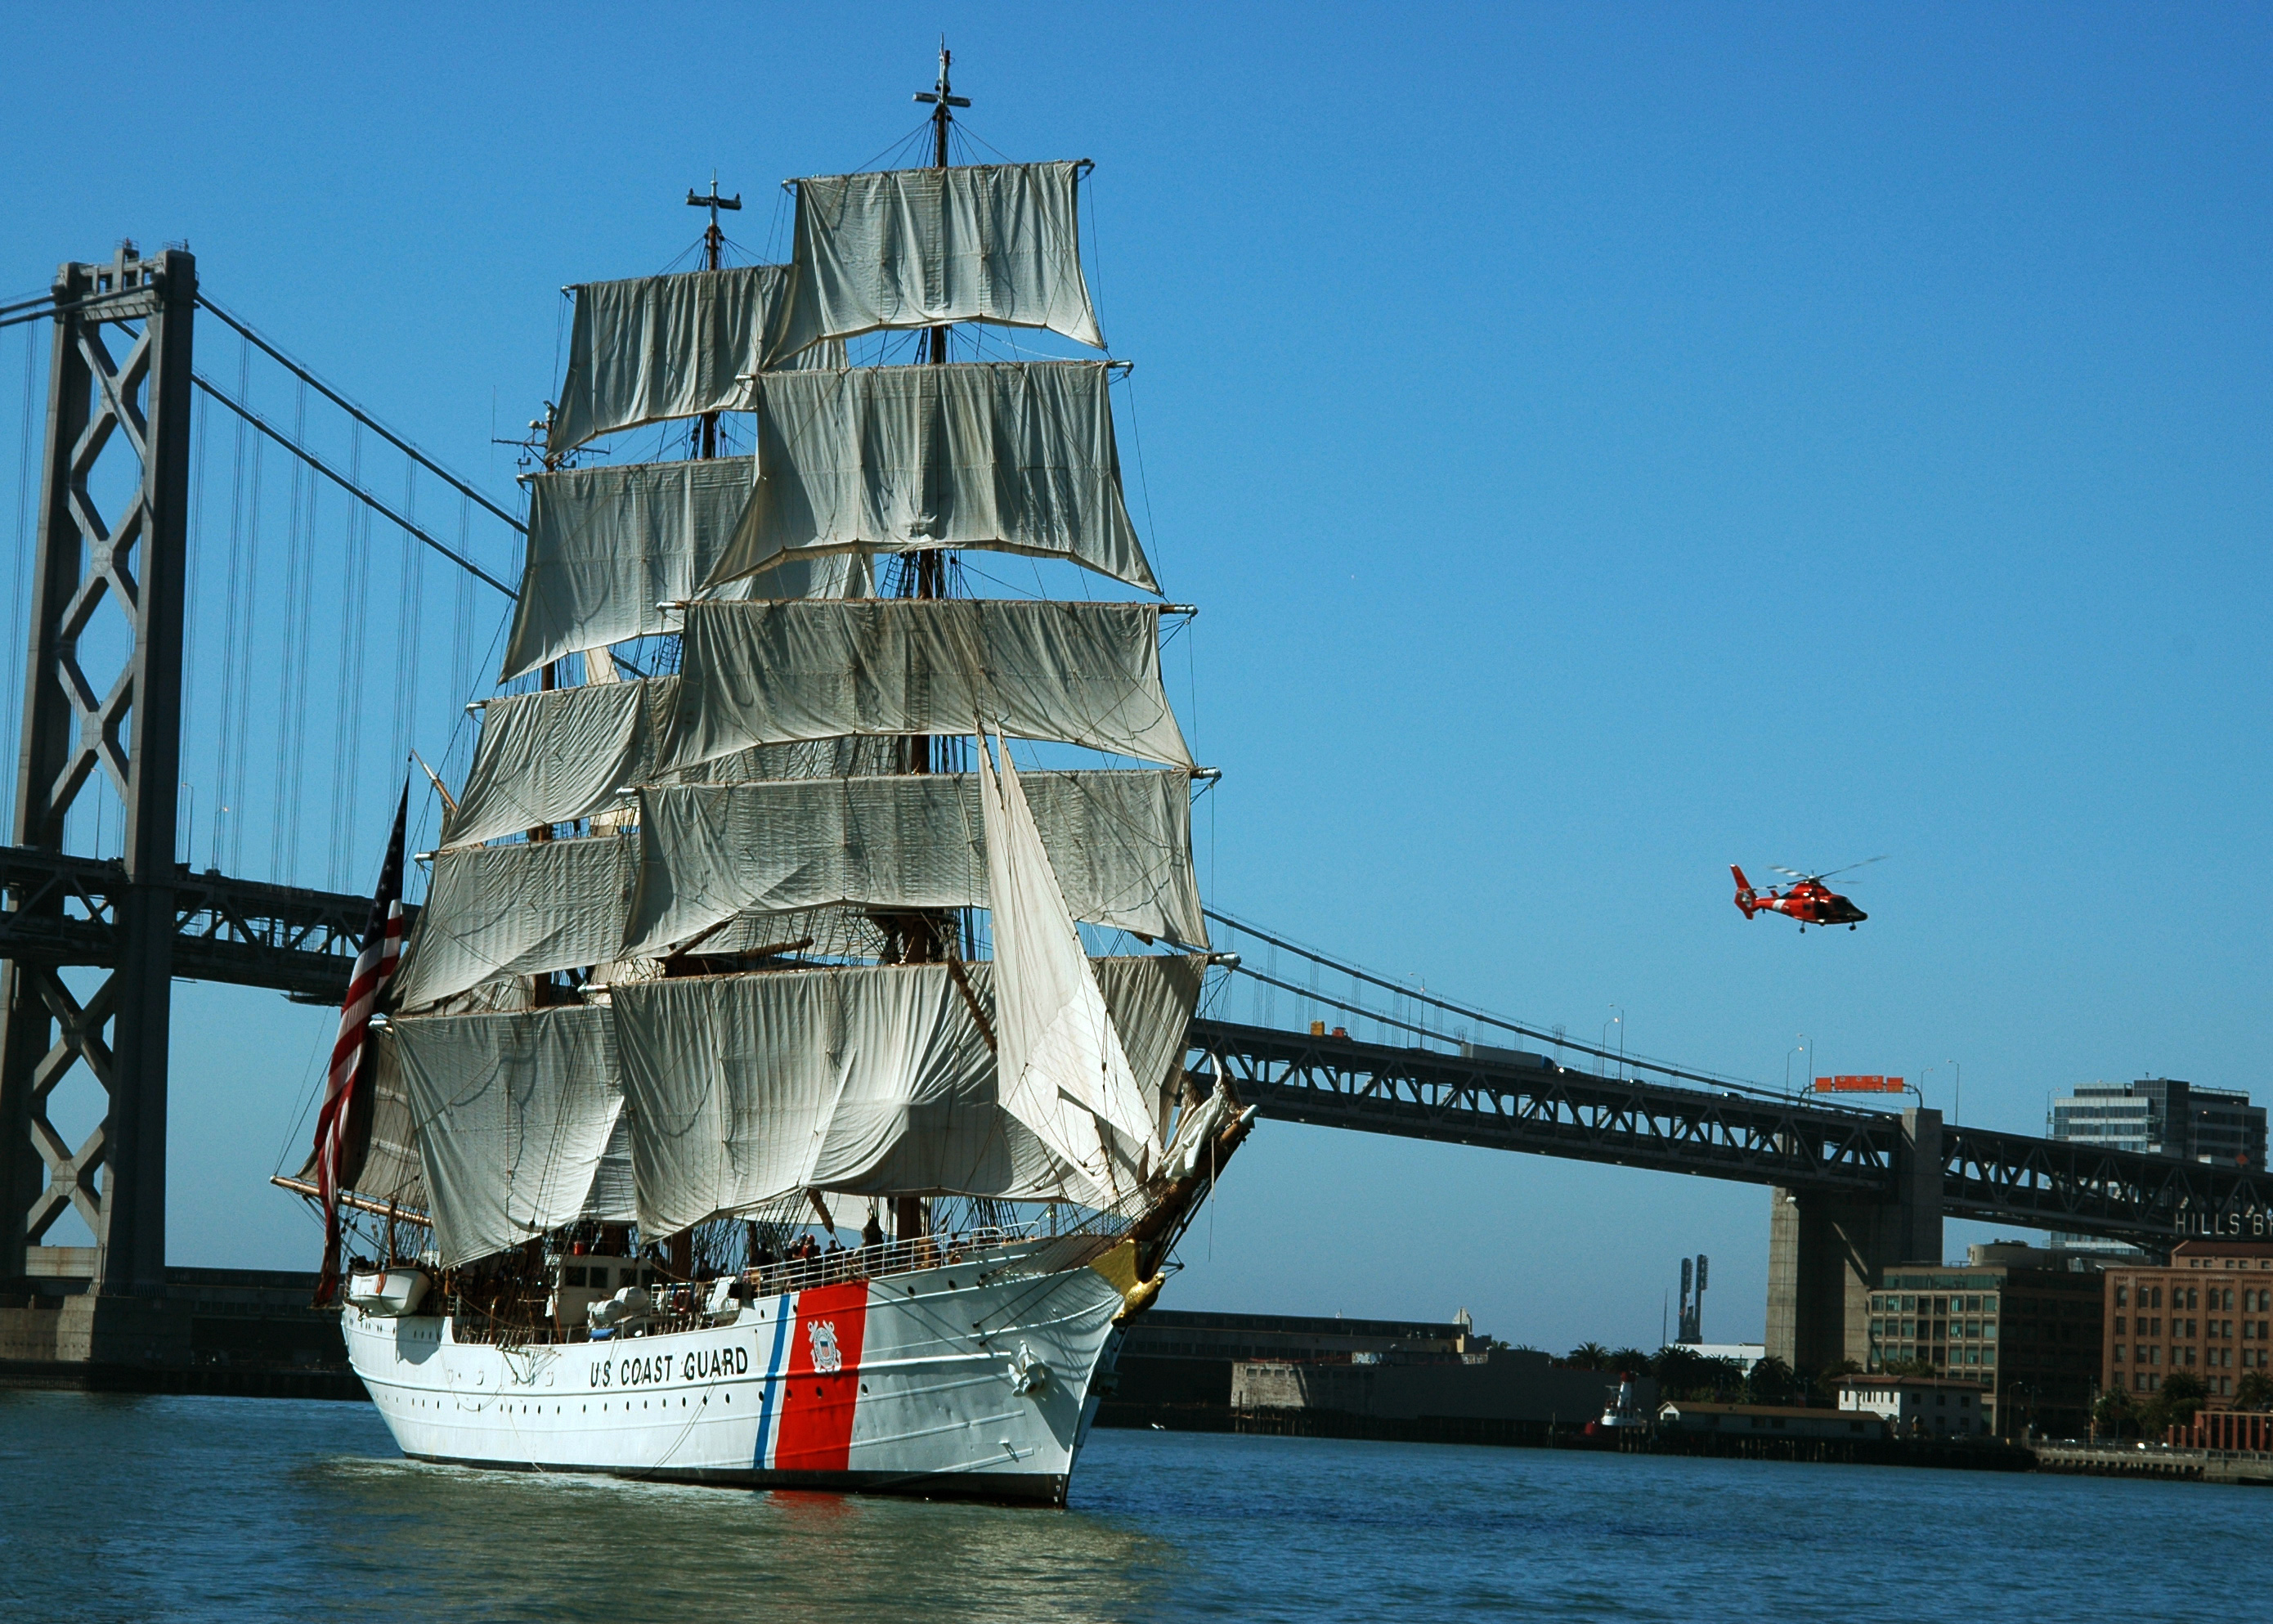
(1583, 1372, 1652, 1445)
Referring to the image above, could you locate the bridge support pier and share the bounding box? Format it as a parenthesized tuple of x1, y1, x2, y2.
(1767, 1109, 1942, 1377)
(0, 247, 194, 1310)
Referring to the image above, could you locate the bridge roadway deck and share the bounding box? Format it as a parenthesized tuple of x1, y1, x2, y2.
(2, 845, 2259, 1251)
(0, 846, 389, 1001)
(1188, 1017, 2273, 1246)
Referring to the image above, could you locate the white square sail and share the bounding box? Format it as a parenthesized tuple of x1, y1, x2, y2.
(765, 162, 1105, 364)
(711, 361, 1155, 594)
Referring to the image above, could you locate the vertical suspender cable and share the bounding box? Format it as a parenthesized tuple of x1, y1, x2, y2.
(271, 379, 316, 883)
(285, 474, 317, 877)
(390, 464, 424, 774)
(224, 414, 264, 873)
(180, 387, 211, 866)
(211, 338, 254, 869)
(448, 491, 475, 777)
(328, 423, 373, 887)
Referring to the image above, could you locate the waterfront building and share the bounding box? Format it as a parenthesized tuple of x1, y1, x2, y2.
(1683, 1342, 1767, 1374)
(1833, 1375, 1988, 1437)
(1863, 1258, 2103, 1438)
(2100, 1240, 2273, 1406)
(1107, 1308, 1476, 1420)
(1656, 1401, 1884, 1441)
(1231, 1346, 1651, 1433)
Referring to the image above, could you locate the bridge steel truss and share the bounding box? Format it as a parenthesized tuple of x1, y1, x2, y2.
(1190, 1017, 2273, 1247)
(0, 248, 200, 1292)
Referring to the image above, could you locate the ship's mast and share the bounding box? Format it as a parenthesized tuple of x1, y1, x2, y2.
(686, 173, 742, 459)
(890, 43, 975, 1245)
(905, 43, 967, 620)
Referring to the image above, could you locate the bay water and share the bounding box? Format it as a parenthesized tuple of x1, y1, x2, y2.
(0, 1389, 2253, 1621)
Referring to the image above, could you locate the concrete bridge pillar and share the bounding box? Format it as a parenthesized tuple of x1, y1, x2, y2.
(1766, 1108, 1943, 1376)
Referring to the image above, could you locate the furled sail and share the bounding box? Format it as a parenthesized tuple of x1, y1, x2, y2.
(391, 832, 638, 1012)
(765, 162, 1104, 366)
(709, 361, 1155, 594)
(547, 266, 842, 457)
(676, 599, 1193, 768)
(979, 733, 1163, 1196)
(625, 769, 1206, 958)
(609, 954, 1203, 1236)
(500, 457, 871, 680)
(392, 1005, 635, 1267)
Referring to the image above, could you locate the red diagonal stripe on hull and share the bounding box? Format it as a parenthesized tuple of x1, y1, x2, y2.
(773, 1281, 870, 1472)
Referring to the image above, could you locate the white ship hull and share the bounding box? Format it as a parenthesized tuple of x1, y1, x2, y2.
(343, 1253, 1128, 1505)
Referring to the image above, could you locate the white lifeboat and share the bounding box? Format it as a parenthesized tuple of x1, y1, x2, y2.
(345, 1266, 432, 1317)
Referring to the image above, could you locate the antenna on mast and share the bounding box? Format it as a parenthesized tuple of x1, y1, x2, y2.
(684, 170, 742, 456)
(912, 39, 970, 369)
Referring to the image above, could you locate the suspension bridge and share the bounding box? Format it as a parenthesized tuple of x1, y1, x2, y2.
(0, 244, 2266, 1385)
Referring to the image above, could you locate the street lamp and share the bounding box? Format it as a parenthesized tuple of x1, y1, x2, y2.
(1948, 1059, 1962, 1126)
(1603, 1006, 1623, 1080)
(1786, 1034, 1809, 1098)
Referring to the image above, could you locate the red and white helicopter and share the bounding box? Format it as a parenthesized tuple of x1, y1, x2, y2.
(1731, 858, 1884, 932)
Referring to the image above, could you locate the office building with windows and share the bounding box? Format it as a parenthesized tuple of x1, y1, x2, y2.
(1863, 1258, 2103, 1438)
(2050, 1079, 2265, 1167)
(2048, 1079, 2266, 1256)
(2100, 1240, 2273, 1407)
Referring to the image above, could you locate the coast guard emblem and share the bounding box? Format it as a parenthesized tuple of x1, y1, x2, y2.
(809, 1320, 842, 1373)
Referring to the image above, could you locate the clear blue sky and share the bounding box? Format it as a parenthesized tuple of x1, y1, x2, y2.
(2, 4, 2266, 1354)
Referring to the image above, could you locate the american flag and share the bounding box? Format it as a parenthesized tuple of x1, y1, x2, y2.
(312, 785, 410, 1305)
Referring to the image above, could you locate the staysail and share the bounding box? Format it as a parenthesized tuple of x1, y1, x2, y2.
(979, 733, 1163, 1196)
(501, 457, 871, 680)
(547, 266, 843, 456)
(392, 1005, 636, 1267)
(709, 361, 1154, 594)
(764, 162, 1105, 365)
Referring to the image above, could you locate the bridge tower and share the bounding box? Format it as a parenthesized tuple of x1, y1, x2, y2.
(0, 245, 195, 1356)
(1766, 1107, 1943, 1376)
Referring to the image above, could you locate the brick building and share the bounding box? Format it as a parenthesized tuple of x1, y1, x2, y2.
(1864, 1254, 2104, 1438)
(2101, 1240, 2273, 1406)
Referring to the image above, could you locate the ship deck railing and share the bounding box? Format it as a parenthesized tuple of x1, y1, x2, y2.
(737, 1225, 1044, 1300)
(445, 1218, 1140, 1348)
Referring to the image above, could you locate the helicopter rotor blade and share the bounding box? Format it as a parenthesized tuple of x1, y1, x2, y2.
(1813, 855, 1890, 882)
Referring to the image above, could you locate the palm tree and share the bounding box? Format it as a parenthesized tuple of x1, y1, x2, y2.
(1566, 1342, 1610, 1370)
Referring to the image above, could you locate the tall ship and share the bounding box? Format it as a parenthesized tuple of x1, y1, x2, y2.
(282, 51, 1249, 1505)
